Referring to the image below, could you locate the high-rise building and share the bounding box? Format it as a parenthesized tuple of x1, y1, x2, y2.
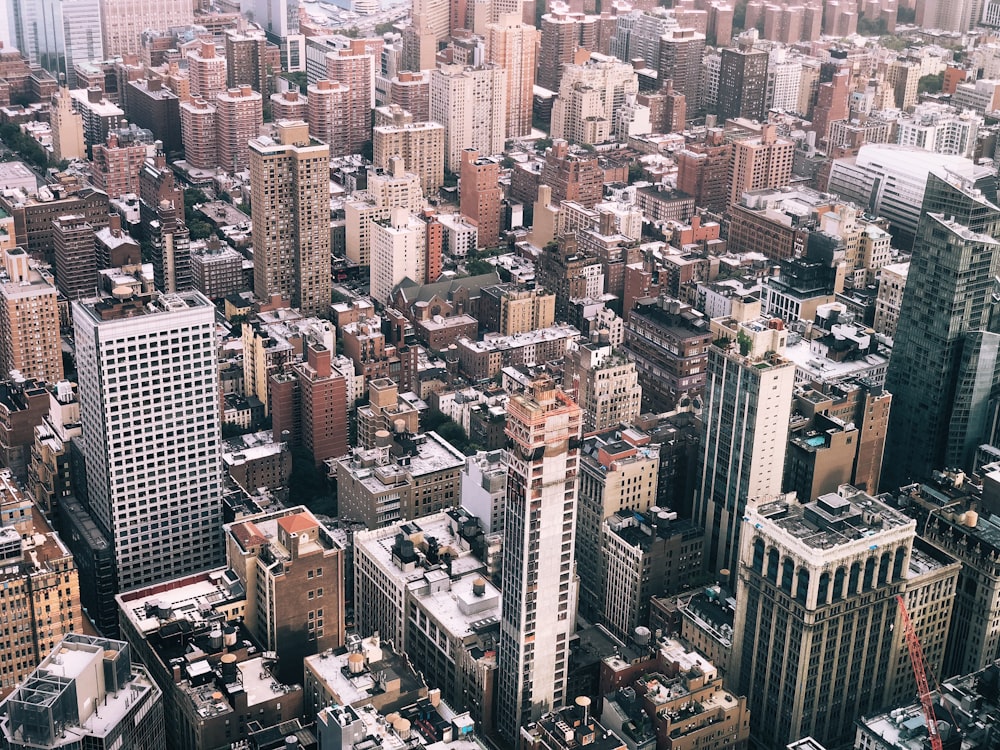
(8, 0, 103, 87)
(550, 56, 639, 146)
(716, 35, 768, 122)
(497, 378, 582, 742)
(372, 107, 445, 193)
(225, 25, 270, 96)
(0, 633, 163, 750)
(562, 339, 642, 433)
(270, 89, 307, 120)
(430, 63, 507, 172)
(371, 207, 426, 304)
(658, 27, 705, 115)
(0, 248, 62, 384)
(389, 71, 431, 123)
(695, 311, 795, 576)
(179, 98, 218, 169)
(539, 139, 604, 208)
(883, 166, 1000, 486)
(486, 14, 537, 139)
(536, 10, 583, 93)
(99, 0, 193, 57)
(52, 214, 96, 300)
(148, 198, 191, 294)
(73, 289, 223, 592)
(326, 44, 376, 156)
(0, 469, 84, 698)
(729, 124, 795, 204)
(215, 85, 263, 172)
(676, 128, 732, 213)
(250, 120, 331, 315)
(90, 129, 148, 200)
(732, 489, 917, 748)
(576, 430, 659, 622)
(306, 79, 351, 151)
(252, 0, 306, 71)
(49, 84, 86, 162)
(187, 40, 227, 101)
(459, 149, 502, 249)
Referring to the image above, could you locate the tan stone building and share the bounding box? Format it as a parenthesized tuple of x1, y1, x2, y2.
(0, 469, 84, 698)
(728, 124, 795, 204)
(373, 108, 446, 193)
(0, 248, 62, 385)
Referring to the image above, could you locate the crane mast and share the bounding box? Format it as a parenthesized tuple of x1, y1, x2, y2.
(896, 594, 942, 750)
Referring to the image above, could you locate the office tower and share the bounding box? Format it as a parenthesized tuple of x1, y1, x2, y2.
(250, 121, 330, 315)
(326, 45, 375, 156)
(370, 207, 425, 304)
(0, 249, 63, 384)
(49, 84, 86, 161)
(149, 199, 190, 293)
(676, 128, 732, 213)
(497, 378, 582, 742)
(733, 489, 916, 747)
(658, 27, 705, 115)
(429, 63, 507, 172)
(7, 0, 103, 87)
(717, 35, 768, 122)
(459, 149, 502, 249)
(307, 79, 351, 151)
(576, 431, 659, 622)
(372, 107, 445, 193)
(253, 0, 305, 71)
(486, 14, 537, 139)
(225, 26, 269, 95)
(179, 98, 218, 170)
(0, 634, 163, 749)
(90, 130, 148, 200)
(551, 57, 639, 146)
(215, 85, 263, 172)
(99, 0, 192, 57)
(695, 313, 795, 576)
(729, 124, 795, 204)
(883, 166, 1000, 486)
(186, 40, 227, 101)
(52, 214, 96, 300)
(0, 469, 84, 698)
(537, 10, 582, 93)
(73, 289, 223, 592)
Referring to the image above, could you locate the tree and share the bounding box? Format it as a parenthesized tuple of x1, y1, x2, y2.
(375, 21, 397, 34)
(918, 72, 944, 95)
(281, 71, 309, 92)
(466, 258, 494, 276)
(62, 351, 76, 380)
(897, 5, 916, 23)
(857, 16, 888, 35)
(189, 219, 214, 240)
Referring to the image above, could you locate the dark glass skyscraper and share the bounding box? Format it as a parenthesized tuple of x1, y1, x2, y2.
(883, 166, 1000, 487)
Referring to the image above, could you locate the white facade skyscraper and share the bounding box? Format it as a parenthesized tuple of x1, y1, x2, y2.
(497, 378, 582, 743)
(695, 311, 795, 576)
(99, 0, 193, 57)
(429, 63, 507, 172)
(73, 290, 223, 592)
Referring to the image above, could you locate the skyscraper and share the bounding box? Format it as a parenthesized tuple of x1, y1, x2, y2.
(326, 43, 376, 156)
(52, 214, 96, 301)
(252, 0, 305, 71)
(215, 85, 263, 173)
(497, 377, 582, 742)
(250, 120, 331, 315)
(728, 124, 795, 204)
(459, 148, 502, 249)
(883, 166, 1000, 486)
(7, 0, 103, 87)
(73, 289, 223, 592)
(732, 488, 916, 747)
(429, 63, 507, 172)
(695, 311, 795, 576)
(486, 14, 537, 139)
(716, 35, 769, 122)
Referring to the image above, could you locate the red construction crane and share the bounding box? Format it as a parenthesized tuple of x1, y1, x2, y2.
(896, 594, 942, 750)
